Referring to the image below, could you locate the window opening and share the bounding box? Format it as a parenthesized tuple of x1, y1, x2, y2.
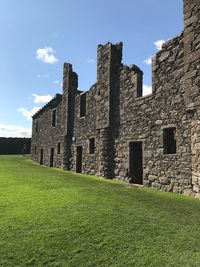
(89, 138, 95, 154)
(163, 127, 176, 154)
(80, 93, 86, 117)
(52, 109, 56, 127)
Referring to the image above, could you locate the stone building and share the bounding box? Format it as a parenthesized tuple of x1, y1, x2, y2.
(31, 0, 200, 195)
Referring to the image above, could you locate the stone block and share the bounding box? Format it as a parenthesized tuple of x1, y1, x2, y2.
(149, 175, 158, 182)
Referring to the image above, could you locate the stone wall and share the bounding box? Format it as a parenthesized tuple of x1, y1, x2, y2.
(71, 84, 99, 175)
(31, 94, 63, 167)
(113, 33, 193, 194)
(31, 0, 200, 196)
(183, 0, 200, 195)
(0, 138, 31, 154)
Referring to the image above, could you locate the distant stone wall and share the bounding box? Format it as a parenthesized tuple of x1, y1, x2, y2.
(0, 138, 31, 155)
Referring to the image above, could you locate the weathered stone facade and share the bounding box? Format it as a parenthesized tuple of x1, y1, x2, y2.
(31, 0, 200, 196)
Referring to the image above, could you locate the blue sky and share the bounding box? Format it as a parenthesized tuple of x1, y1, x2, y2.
(0, 0, 183, 137)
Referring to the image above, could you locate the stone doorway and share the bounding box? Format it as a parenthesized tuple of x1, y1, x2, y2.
(40, 149, 43, 165)
(50, 148, 54, 167)
(129, 141, 143, 184)
(76, 146, 82, 173)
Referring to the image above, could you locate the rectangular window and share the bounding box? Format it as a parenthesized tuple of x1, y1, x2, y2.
(57, 142, 61, 154)
(137, 71, 143, 97)
(34, 146, 37, 154)
(163, 127, 176, 154)
(80, 93, 86, 118)
(52, 109, 56, 127)
(89, 138, 95, 154)
(36, 121, 38, 133)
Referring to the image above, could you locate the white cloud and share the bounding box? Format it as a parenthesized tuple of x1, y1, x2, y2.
(53, 80, 59, 84)
(32, 94, 53, 104)
(86, 57, 95, 63)
(143, 85, 152, 96)
(0, 124, 31, 137)
(143, 56, 152, 65)
(154, 40, 165, 51)
(36, 74, 49, 78)
(36, 47, 58, 64)
(17, 106, 41, 120)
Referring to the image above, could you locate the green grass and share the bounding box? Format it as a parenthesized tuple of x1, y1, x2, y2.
(1, 156, 200, 266)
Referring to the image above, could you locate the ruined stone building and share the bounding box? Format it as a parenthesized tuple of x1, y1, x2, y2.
(31, 0, 200, 195)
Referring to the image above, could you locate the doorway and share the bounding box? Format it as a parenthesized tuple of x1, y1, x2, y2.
(129, 141, 143, 184)
(40, 149, 43, 165)
(76, 146, 82, 173)
(50, 148, 54, 167)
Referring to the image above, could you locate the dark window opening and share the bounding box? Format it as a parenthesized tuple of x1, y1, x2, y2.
(80, 93, 86, 117)
(57, 142, 61, 154)
(163, 127, 176, 154)
(40, 149, 43, 165)
(34, 146, 37, 154)
(89, 138, 95, 154)
(137, 72, 143, 97)
(129, 141, 143, 185)
(52, 109, 56, 127)
(36, 121, 38, 133)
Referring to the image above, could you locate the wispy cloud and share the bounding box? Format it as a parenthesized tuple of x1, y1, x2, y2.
(154, 40, 165, 51)
(17, 106, 41, 120)
(143, 56, 152, 65)
(86, 57, 95, 63)
(32, 94, 53, 104)
(53, 80, 59, 84)
(50, 33, 59, 39)
(36, 47, 58, 64)
(17, 94, 53, 120)
(143, 85, 152, 96)
(143, 39, 165, 65)
(36, 74, 49, 78)
(0, 124, 31, 137)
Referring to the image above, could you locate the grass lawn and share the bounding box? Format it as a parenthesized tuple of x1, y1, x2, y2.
(1, 156, 200, 266)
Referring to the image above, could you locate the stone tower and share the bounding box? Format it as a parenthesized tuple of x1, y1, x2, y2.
(95, 42, 122, 178)
(61, 63, 78, 170)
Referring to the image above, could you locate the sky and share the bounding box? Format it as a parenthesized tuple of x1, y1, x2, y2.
(0, 0, 183, 137)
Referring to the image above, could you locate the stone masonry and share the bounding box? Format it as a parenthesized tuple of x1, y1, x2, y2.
(31, 0, 200, 196)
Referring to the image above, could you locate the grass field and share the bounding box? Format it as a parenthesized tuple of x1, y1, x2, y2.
(1, 156, 200, 266)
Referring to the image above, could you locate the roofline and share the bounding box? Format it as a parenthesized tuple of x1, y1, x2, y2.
(32, 93, 62, 119)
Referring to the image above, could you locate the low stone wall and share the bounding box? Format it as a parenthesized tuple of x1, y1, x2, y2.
(0, 137, 31, 155)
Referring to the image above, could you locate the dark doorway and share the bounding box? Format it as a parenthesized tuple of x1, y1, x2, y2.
(129, 142, 143, 184)
(50, 148, 54, 167)
(76, 146, 82, 173)
(40, 149, 43, 165)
